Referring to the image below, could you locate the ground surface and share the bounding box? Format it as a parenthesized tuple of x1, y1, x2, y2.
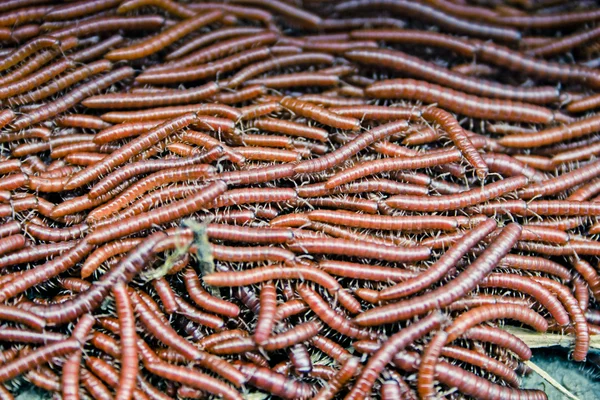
(522, 348, 600, 400)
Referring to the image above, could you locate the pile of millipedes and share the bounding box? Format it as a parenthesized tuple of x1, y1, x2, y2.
(1, 0, 600, 399)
